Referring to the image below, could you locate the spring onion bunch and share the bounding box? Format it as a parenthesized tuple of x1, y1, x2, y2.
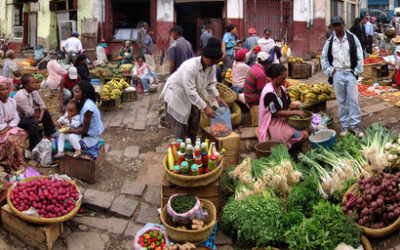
(361, 123, 392, 170)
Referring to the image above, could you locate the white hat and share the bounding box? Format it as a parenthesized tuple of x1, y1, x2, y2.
(68, 66, 78, 80)
(257, 52, 269, 62)
(396, 46, 400, 53)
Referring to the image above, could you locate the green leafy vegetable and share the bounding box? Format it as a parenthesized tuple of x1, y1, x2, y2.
(287, 177, 323, 217)
(285, 201, 362, 250)
(221, 191, 286, 247)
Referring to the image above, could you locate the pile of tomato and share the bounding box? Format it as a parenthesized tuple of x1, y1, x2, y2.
(364, 57, 382, 65)
(358, 84, 378, 97)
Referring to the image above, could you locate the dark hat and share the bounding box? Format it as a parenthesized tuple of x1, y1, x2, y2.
(202, 37, 223, 59)
(331, 16, 344, 25)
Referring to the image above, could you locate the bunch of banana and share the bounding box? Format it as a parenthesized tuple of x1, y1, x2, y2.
(100, 78, 130, 100)
(100, 84, 111, 100)
(287, 56, 304, 63)
(288, 83, 335, 104)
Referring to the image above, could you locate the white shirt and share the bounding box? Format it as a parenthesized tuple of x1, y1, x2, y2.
(63, 37, 83, 53)
(257, 38, 279, 63)
(331, 33, 351, 71)
(160, 56, 220, 124)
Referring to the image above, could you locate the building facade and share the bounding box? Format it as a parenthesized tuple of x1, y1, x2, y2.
(0, 0, 360, 58)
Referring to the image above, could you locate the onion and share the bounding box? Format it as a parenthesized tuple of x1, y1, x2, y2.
(385, 142, 393, 150)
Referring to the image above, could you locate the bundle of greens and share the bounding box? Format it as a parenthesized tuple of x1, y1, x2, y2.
(333, 133, 367, 167)
(361, 123, 392, 170)
(285, 201, 362, 250)
(229, 145, 302, 200)
(287, 177, 323, 217)
(221, 191, 286, 247)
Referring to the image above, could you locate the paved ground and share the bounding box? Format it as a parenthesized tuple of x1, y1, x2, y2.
(1, 70, 400, 249)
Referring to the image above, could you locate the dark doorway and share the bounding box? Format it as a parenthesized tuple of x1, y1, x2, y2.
(176, 1, 224, 54)
(112, 0, 150, 29)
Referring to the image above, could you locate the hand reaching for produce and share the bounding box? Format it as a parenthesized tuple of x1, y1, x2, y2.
(296, 110, 306, 118)
(216, 96, 228, 108)
(204, 106, 216, 118)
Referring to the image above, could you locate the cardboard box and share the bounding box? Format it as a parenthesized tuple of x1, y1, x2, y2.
(59, 145, 105, 183)
(1, 204, 63, 250)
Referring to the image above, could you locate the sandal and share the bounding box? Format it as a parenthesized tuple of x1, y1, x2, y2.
(73, 150, 82, 158)
(55, 152, 64, 158)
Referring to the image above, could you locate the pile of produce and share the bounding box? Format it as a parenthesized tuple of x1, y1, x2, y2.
(364, 57, 382, 65)
(342, 171, 400, 229)
(381, 91, 400, 106)
(33, 73, 45, 81)
(119, 63, 133, 73)
(211, 123, 230, 137)
(287, 56, 304, 63)
(170, 195, 196, 214)
(19, 58, 36, 67)
(90, 65, 125, 79)
(287, 83, 335, 104)
(99, 79, 130, 100)
(358, 84, 378, 97)
(137, 229, 167, 249)
(165, 242, 196, 250)
(10, 177, 80, 218)
(167, 139, 221, 176)
(228, 145, 302, 200)
(224, 68, 232, 83)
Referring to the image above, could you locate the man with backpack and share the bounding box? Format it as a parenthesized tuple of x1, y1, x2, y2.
(321, 16, 364, 138)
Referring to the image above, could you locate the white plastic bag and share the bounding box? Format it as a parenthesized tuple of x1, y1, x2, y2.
(96, 46, 108, 63)
(166, 194, 206, 225)
(134, 223, 169, 250)
(31, 138, 53, 166)
(210, 106, 232, 137)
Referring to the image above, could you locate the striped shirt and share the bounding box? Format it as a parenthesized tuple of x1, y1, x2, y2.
(244, 63, 269, 107)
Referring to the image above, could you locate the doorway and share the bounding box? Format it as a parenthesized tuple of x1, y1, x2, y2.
(175, 1, 225, 54)
(29, 13, 37, 48)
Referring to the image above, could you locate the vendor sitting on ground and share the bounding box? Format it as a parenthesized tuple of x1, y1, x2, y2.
(74, 54, 90, 82)
(232, 47, 255, 104)
(67, 81, 104, 159)
(2, 50, 22, 86)
(160, 37, 228, 142)
(258, 64, 312, 148)
(0, 77, 28, 172)
(119, 41, 134, 66)
(132, 56, 152, 95)
(244, 52, 272, 107)
(46, 50, 68, 90)
(59, 66, 80, 112)
(15, 74, 56, 150)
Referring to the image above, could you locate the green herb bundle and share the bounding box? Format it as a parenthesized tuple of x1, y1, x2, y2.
(170, 195, 196, 214)
(287, 177, 323, 217)
(221, 191, 286, 247)
(285, 201, 362, 250)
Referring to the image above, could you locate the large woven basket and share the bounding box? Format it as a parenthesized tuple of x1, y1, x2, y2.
(163, 156, 224, 187)
(362, 63, 380, 79)
(7, 176, 82, 225)
(250, 105, 259, 127)
(160, 199, 216, 243)
(342, 183, 400, 238)
(200, 102, 242, 128)
(38, 89, 59, 114)
(216, 82, 237, 103)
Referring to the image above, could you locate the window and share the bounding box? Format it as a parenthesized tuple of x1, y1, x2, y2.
(13, 4, 23, 40)
(347, 2, 355, 28)
(331, 0, 343, 18)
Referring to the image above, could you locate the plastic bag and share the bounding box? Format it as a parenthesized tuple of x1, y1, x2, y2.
(167, 194, 207, 225)
(96, 46, 108, 63)
(210, 106, 232, 137)
(31, 138, 53, 166)
(134, 223, 170, 250)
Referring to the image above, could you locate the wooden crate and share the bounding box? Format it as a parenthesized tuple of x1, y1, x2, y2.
(1, 204, 63, 250)
(122, 91, 137, 102)
(161, 176, 222, 213)
(100, 98, 121, 111)
(59, 145, 105, 183)
(202, 127, 240, 169)
(289, 63, 312, 79)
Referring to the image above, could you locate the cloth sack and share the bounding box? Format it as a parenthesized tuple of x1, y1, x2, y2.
(31, 138, 53, 166)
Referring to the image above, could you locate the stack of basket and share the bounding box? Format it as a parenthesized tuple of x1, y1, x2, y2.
(161, 156, 221, 244)
(200, 83, 242, 128)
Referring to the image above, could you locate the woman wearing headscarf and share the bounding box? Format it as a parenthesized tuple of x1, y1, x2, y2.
(0, 77, 28, 171)
(118, 41, 134, 66)
(2, 50, 22, 86)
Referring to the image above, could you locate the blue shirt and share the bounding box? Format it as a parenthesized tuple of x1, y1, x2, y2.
(80, 99, 104, 138)
(365, 22, 374, 36)
(222, 32, 236, 56)
(143, 34, 153, 54)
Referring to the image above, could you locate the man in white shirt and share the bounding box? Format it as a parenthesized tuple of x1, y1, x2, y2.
(363, 17, 374, 54)
(160, 37, 228, 141)
(62, 31, 83, 64)
(321, 16, 364, 138)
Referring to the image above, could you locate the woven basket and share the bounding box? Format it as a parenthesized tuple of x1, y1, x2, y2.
(38, 89, 59, 114)
(342, 183, 400, 238)
(250, 105, 259, 127)
(160, 199, 216, 243)
(163, 156, 224, 187)
(362, 63, 380, 79)
(7, 176, 82, 225)
(216, 82, 237, 103)
(200, 102, 242, 128)
(287, 110, 313, 130)
(361, 235, 372, 250)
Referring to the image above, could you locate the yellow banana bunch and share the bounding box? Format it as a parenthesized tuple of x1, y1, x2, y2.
(287, 83, 335, 104)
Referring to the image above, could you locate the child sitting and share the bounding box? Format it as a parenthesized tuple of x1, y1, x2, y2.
(55, 99, 82, 158)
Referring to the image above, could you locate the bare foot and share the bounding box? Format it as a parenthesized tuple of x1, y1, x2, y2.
(73, 150, 82, 158)
(55, 152, 64, 158)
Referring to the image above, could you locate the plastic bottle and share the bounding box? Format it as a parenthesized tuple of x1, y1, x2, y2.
(194, 156, 203, 174)
(201, 142, 209, 168)
(185, 155, 194, 168)
(180, 161, 189, 174)
(177, 142, 186, 166)
(214, 152, 221, 167)
(171, 142, 177, 161)
(191, 164, 199, 176)
(208, 155, 217, 171)
(194, 145, 201, 157)
(173, 165, 181, 174)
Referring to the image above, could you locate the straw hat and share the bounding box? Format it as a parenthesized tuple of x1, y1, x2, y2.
(392, 35, 400, 43)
